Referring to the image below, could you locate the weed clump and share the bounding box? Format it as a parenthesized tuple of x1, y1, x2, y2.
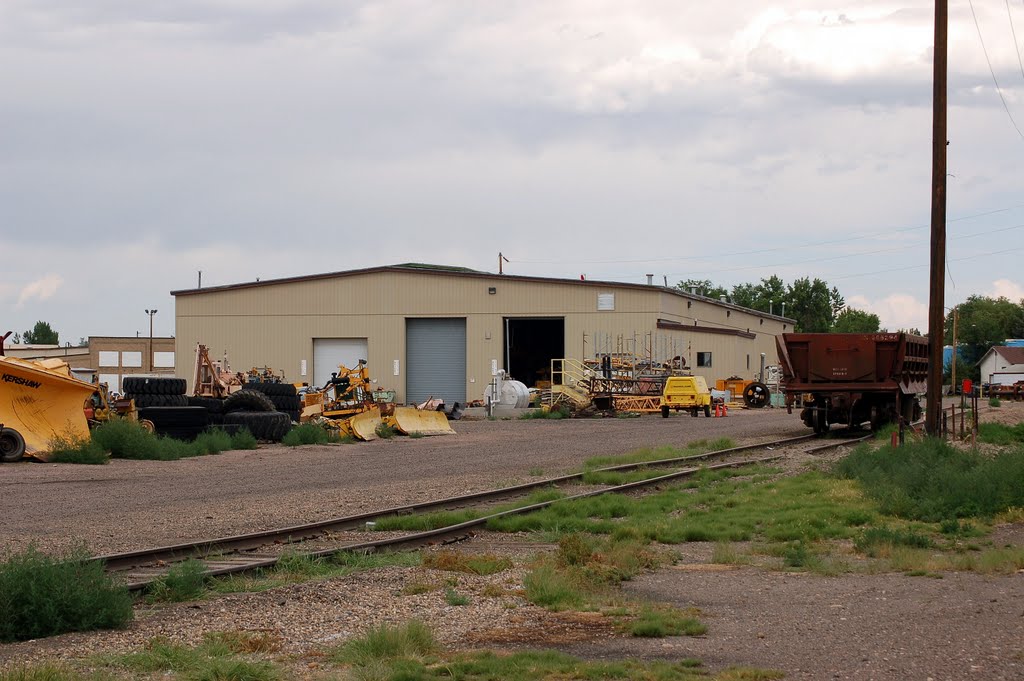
(835, 437, 1024, 521)
(47, 433, 109, 465)
(519, 405, 570, 420)
(281, 422, 340, 447)
(230, 428, 258, 450)
(0, 547, 133, 642)
(147, 559, 207, 602)
(329, 620, 437, 666)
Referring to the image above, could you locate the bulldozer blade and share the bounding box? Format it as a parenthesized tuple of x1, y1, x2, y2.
(0, 356, 96, 458)
(388, 406, 455, 436)
(347, 408, 382, 441)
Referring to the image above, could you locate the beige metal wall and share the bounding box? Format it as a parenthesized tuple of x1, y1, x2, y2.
(174, 270, 790, 402)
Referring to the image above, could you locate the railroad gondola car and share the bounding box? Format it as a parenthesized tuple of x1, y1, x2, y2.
(776, 332, 928, 433)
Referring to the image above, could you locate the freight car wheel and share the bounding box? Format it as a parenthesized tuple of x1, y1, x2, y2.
(743, 382, 770, 408)
(0, 428, 26, 462)
(812, 407, 829, 434)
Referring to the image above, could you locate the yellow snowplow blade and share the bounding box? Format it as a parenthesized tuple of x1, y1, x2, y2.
(344, 408, 382, 441)
(387, 406, 455, 436)
(0, 356, 95, 458)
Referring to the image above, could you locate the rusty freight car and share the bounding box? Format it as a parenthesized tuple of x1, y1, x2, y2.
(776, 332, 928, 433)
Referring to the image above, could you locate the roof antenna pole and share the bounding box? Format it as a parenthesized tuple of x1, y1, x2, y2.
(499, 252, 509, 275)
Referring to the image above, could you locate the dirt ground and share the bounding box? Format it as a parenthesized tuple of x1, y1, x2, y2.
(1, 402, 1023, 679)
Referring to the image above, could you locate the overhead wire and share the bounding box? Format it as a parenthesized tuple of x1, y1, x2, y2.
(1007, 0, 1024, 79)
(969, 0, 1024, 140)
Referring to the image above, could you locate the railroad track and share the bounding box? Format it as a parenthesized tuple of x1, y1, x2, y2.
(97, 433, 832, 590)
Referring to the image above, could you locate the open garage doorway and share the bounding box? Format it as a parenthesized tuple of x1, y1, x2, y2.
(504, 318, 564, 388)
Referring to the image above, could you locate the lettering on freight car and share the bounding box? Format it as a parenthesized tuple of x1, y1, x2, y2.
(1, 374, 42, 389)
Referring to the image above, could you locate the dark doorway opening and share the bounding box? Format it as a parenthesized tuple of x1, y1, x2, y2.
(505, 318, 565, 388)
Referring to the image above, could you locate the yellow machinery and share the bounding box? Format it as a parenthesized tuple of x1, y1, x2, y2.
(192, 343, 245, 398)
(84, 382, 154, 433)
(302, 361, 454, 438)
(660, 376, 713, 418)
(0, 354, 97, 460)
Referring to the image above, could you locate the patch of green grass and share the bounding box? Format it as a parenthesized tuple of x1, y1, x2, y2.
(230, 428, 259, 450)
(111, 636, 279, 680)
(328, 620, 437, 666)
(281, 423, 330, 447)
(0, 665, 107, 681)
(835, 436, 1024, 521)
(88, 420, 250, 461)
(582, 467, 671, 485)
(989, 396, 1002, 407)
(147, 559, 207, 602)
(191, 428, 233, 455)
(854, 527, 933, 557)
(0, 547, 133, 643)
(372, 490, 566, 532)
(375, 422, 399, 439)
(977, 422, 1024, 445)
(444, 587, 470, 606)
(629, 606, 707, 638)
(584, 438, 735, 469)
(47, 433, 110, 465)
(528, 467, 543, 476)
(711, 542, 746, 565)
(523, 565, 585, 610)
(213, 550, 421, 594)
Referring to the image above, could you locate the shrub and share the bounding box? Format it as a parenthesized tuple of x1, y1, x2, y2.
(444, 588, 470, 606)
(329, 620, 437, 665)
(854, 527, 932, 557)
(422, 551, 511, 575)
(0, 547, 133, 642)
(835, 437, 1024, 521)
(91, 419, 161, 459)
(147, 559, 207, 602)
(523, 565, 583, 610)
(47, 434, 109, 465)
(629, 606, 706, 638)
(230, 428, 258, 450)
(192, 429, 232, 456)
(281, 423, 330, 447)
(989, 396, 1002, 407)
(375, 423, 398, 439)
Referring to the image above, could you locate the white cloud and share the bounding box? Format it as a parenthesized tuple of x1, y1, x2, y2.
(846, 293, 928, 332)
(16, 274, 63, 308)
(985, 279, 1024, 302)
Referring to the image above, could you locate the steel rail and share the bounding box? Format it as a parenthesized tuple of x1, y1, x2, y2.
(121, 454, 783, 591)
(98, 432, 816, 574)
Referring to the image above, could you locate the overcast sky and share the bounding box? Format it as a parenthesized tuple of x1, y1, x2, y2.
(2, 0, 1023, 343)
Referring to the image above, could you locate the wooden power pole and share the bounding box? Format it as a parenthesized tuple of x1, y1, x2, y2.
(926, 0, 948, 435)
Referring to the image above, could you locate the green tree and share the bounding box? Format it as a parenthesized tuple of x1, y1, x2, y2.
(730, 275, 787, 314)
(944, 296, 1024, 369)
(674, 279, 728, 300)
(786, 277, 836, 332)
(832, 308, 881, 333)
(22, 321, 59, 345)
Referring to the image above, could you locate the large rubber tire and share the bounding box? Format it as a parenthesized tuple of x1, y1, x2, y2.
(138, 406, 211, 430)
(743, 382, 771, 409)
(0, 428, 26, 462)
(248, 382, 297, 397)
(269, 394, 303, 411)
(223, 390, 275, 413)
(222, 411, 291, 442)
(129, 393, 188, 408)
(122, 377, 186, 396)
(661, 405, 669, 418)
(704, 404, 712, 417)
(187, 396, 225, 414)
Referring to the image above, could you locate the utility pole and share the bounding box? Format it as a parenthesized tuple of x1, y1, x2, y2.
(145, 309, 158, 372)
(951, 306, 958, 395)
(925, 0, 948, 436)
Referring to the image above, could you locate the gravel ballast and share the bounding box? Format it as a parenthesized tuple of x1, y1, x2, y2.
(1, 403, 1022, 680)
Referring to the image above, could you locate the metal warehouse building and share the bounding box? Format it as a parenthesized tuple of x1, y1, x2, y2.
(171, 265, 793, 404)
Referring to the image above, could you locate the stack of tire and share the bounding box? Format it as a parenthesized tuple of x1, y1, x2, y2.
(217, 388, 292, 442)
(123, 377, 210, 441)
(244, 382, 302, 422)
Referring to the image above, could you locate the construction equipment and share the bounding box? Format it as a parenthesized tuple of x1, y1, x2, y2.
(192, 344, 245, 398)
(0, 353, 97, 460)
(660, 376, 713, 417)
(385, 405, 455, 436)
(85, 382, 155, 433)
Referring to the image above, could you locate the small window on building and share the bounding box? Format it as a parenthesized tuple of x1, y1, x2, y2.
(121, 351, 142, 368)
(597, 293, 615, 311)
(99, 351, 119, 367)
(697, 352, 712, 367)
(153, 352, 175, 368)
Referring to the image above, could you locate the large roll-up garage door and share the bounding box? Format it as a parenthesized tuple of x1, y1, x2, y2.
(406, 318, 466, 404)
(313, 338, 368, 390)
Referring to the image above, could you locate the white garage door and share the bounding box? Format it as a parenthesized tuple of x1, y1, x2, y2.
(313, 338, 368, 390)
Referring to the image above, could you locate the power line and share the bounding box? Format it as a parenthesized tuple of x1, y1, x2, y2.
(508, 203, 1024, 267)
(1007, 0, 1024, 79)
(969, 0, 1024, 140)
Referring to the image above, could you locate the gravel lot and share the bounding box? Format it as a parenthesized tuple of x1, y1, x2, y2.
(2, 402, 1023, 679)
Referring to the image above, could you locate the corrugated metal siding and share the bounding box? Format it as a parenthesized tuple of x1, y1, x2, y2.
(175, 272, 793, 401)
(406, 318, 466, 404)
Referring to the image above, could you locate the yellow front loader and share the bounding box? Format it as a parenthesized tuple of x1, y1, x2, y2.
(0, 354, 96, 461)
